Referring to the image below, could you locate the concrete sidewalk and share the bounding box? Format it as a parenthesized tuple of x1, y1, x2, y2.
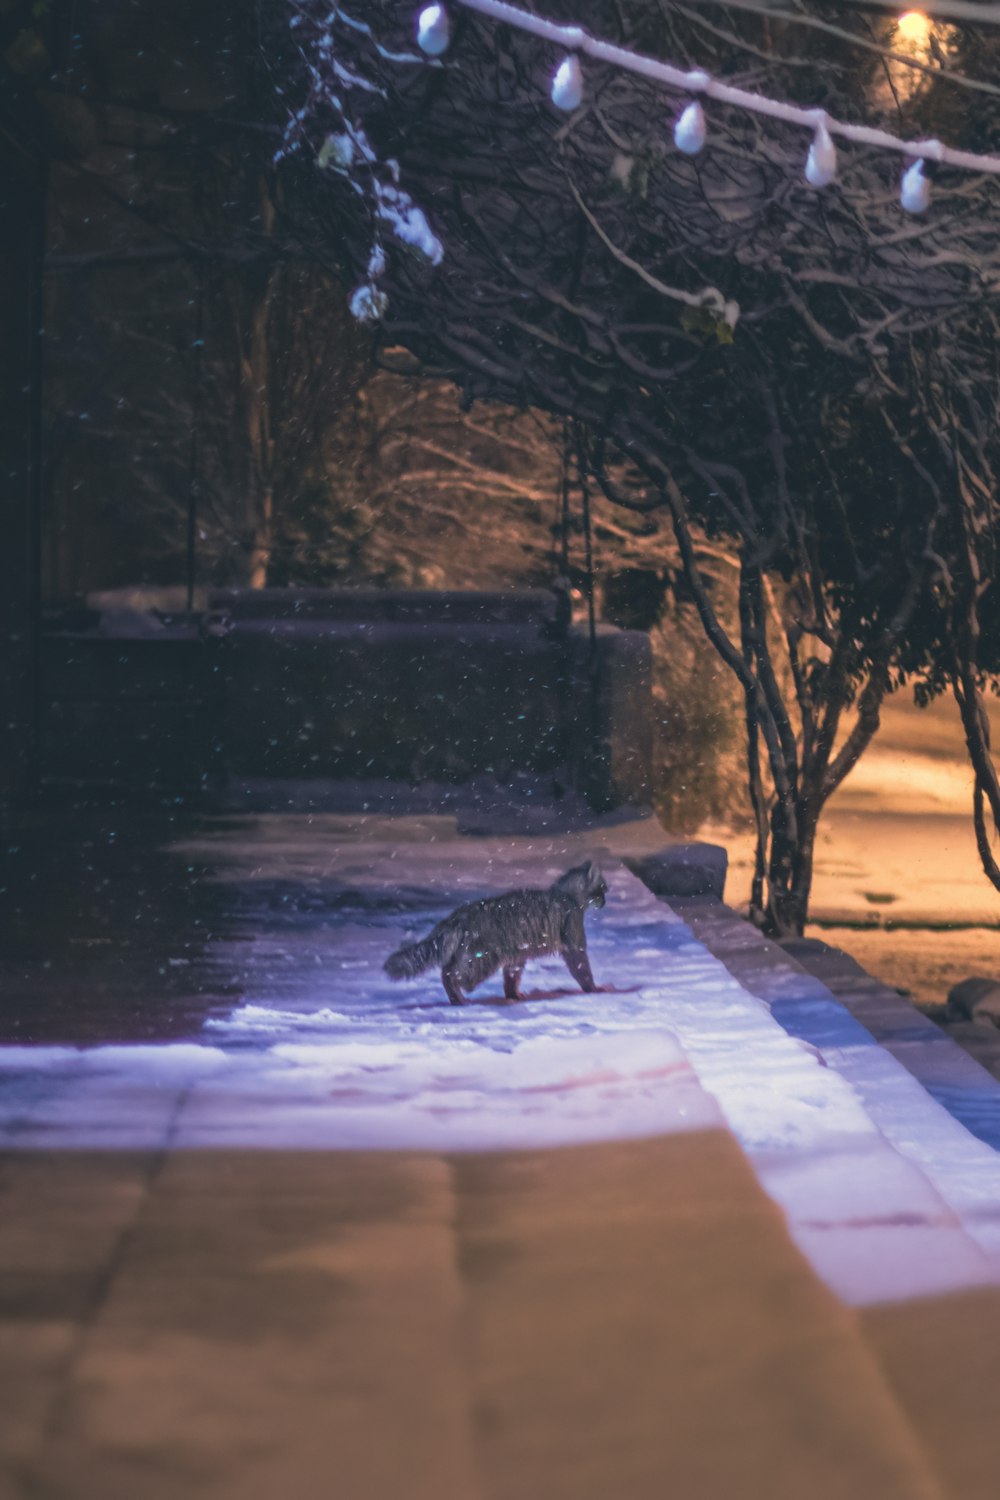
(0, 1139, 959, 1500)
(3, 795, 1000, 1498)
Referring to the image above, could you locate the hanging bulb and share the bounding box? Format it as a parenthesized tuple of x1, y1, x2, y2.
(805, 120, 837, 188)
(551, 54, 583, 112)
(674, 101, 706, 156)
(416, 3, 450, 56)
(901, 158, 930, 213)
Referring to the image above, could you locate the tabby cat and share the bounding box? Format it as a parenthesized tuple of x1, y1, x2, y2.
(384, 861, 607, 1005)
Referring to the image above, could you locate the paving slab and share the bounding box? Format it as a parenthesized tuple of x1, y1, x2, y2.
(7, 1153, 480, 1500)
(0, 1153, 158, 1471)
(454, 1133, 944, 1500)
(0, 1141, 952, 1500)
(862, 1287, 1000, 1500)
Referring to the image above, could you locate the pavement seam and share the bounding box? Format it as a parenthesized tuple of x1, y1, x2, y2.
(14, 1081, 197, 1496)
(444, 1153, 493, 1500)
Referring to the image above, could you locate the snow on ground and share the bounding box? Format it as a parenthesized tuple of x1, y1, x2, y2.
(708, 693, 1000, 927)
(5, 808, 1000, 1309)
(700, 693, 1000, 1009)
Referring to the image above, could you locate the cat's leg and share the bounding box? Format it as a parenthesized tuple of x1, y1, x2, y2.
(563, 946, 596, 993)
(442, 963, 467, 1006)
(503, 965, 524, 1001)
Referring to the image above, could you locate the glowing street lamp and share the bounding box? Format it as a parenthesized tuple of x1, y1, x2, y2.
(896, 11, 931, 44)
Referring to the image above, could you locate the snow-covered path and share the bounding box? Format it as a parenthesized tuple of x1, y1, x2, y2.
(5, 806, 1000, 1309)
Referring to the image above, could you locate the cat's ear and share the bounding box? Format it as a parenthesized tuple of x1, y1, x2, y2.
(586, 860, 599, 879)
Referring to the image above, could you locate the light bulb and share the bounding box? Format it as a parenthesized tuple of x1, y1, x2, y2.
(674, 101, 706, 156)
(551, 54, 583, 112)
(417, 4, 450, 57)
(805, 121, 837, 188)
(900, 158, 930, 213)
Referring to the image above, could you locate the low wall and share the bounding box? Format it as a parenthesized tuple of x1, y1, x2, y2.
(39, 629, 217, 795)
(565, 626, 654, 811)
(39, 589, 653, 810)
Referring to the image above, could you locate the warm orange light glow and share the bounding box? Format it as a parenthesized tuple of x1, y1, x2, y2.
(897, 10, 931, 43)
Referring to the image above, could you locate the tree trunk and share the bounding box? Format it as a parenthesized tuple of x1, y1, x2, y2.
(764, 800, 818, 937)
(247, 489, 273, 589)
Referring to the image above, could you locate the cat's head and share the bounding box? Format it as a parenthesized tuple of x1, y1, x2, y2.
(554, 861, 607, 908)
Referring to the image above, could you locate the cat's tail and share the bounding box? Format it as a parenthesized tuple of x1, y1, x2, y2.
(384, 933, 442, 980)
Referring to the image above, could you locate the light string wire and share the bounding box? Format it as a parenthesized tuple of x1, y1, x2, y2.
(448, 0, 1000, 175)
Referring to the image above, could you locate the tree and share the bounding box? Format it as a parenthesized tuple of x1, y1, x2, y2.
(39, 4, 374, 594)
(272, 0, 1000, 934)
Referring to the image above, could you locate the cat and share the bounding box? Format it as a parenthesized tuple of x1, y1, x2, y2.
(384, 861, 607, 1005)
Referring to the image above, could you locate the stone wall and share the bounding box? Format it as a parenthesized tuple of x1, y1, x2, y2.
(39, 589, 653, 810)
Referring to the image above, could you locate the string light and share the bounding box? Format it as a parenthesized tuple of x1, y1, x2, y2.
(298, 0, 995, 322)
(303, 0, 1000, 275)
(674, 101, 706, 155)
(417, 3, 451, 55)
(901, 157, 931, 211)
(432, 0, 1000, 187)
(551, 53, 583, 110)
(805, 119, 837, 187)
